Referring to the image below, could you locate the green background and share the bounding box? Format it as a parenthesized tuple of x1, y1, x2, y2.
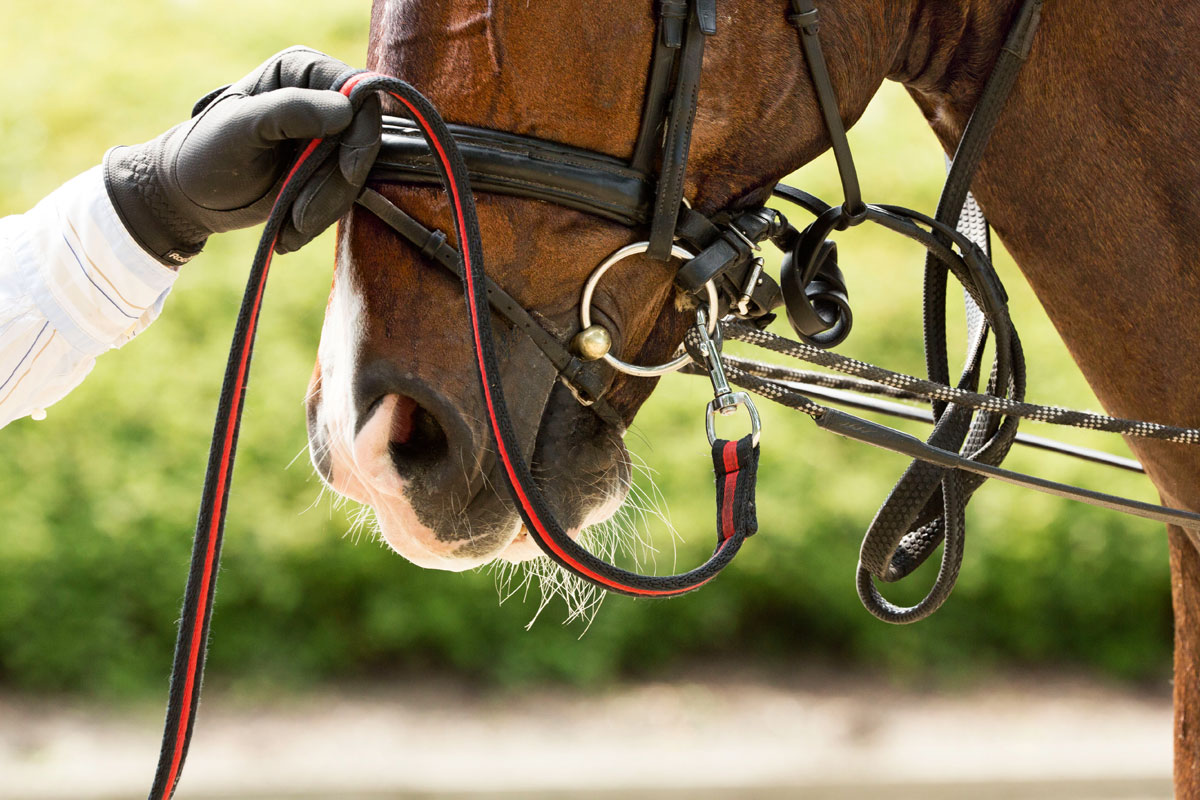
(0, 0, 1170, 698)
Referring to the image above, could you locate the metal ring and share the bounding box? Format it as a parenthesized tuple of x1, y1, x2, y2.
(580, 242, 719, 377)
(706, 392, 762, 447)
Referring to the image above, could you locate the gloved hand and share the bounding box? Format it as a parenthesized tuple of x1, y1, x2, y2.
(104, 46, 381, 265)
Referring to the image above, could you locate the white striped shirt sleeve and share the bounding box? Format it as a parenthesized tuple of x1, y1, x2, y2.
(0, 165, 179, 429)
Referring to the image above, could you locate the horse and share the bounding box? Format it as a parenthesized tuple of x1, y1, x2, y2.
(304, 0, 1200, 789)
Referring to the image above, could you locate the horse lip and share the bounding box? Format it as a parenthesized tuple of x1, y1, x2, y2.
(356, 394, 387, 435)
(342, 334, 609, 561)
(415, 379, 586, 556)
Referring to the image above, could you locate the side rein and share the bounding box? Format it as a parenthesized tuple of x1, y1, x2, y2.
(149, 1, 1200, 797)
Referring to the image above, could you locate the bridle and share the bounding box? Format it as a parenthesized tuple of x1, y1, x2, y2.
(356, 0, 851, 411)
(347, 0, 1032, 600)
(145, 0, 1200, 797)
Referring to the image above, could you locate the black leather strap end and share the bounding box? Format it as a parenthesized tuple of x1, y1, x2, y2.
(744, 272, 783, 319)
(675, 237, 748, 293)
(696, 0, 718, 34)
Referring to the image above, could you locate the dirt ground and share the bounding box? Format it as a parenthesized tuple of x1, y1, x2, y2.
(0, 668, 1173, 800)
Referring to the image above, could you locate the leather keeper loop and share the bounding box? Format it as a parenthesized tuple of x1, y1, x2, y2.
(675, 237, 749, 294)
(420, 229, 449, 261)
(660, 0, 687, 47)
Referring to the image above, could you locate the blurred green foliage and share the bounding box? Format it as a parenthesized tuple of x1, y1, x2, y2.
(0, 1, 1171, 699)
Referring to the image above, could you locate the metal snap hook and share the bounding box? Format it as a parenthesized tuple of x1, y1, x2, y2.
(706, 392, 762, 447)
(692, 307, 762, 446)
(580, 241, 719, 377)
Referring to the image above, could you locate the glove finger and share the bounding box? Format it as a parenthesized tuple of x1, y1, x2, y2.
(274, 221, 314, 255)
(278, 95, 380, 253)
(245, 87, 354, 142)
(275, 211, 318, 254)
(192, 84, 231, 117)
(237, 46, 353, 94)
(338, 93, 382, 186)
(275, 156, 355, 254)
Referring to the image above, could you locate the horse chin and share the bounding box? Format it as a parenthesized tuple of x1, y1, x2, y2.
(497, 529, 545, 563)
(496, 480, 630, 564)
(322, 453, 522, 572)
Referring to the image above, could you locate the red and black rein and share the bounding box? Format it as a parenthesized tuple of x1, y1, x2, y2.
(148, 71, 757, 800)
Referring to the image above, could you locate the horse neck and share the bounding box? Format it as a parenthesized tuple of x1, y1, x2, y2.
(906, 6, 1200, 788)
(904, 0, 1200, 510)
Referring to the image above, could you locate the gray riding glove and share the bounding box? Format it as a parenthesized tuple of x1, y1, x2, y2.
(103, 46, 381, 265)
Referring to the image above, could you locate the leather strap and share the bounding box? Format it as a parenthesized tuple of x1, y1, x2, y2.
(673, 207, 786, 318)
(372, 119, 654, 225)
(630, 2, 686, 173)
(817, 409, 1200, 530)
(862, 0, 1045, 596)
(787, 0, 864, 218)
(647, 0, 716, 260)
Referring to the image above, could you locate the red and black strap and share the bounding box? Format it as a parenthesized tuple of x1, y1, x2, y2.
(713, 435, 760, 544)
(149, 72, 757, 799)
(147, 127, 333, 800)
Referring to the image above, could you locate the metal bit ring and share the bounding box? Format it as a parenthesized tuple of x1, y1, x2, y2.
(580, 241, 719, 377)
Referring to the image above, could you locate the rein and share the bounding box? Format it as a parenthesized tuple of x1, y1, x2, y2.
(148, 67, 758, 800)
(145, 0, 1200, 796)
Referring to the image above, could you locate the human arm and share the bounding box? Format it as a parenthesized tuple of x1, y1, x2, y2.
(0, 166, 175, 428)
(0, 47, 379, 429)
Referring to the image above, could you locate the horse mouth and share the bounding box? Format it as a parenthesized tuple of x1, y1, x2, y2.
(311, 386, 626, 572)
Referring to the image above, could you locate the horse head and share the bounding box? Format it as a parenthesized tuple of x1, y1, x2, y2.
(303, 0, 987, 570)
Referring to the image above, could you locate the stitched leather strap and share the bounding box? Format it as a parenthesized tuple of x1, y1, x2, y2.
(712, 435, 759, 543)
(788, 0, 864, 218)
(647, 0, 716, 260)
(372, 119, 654, 225)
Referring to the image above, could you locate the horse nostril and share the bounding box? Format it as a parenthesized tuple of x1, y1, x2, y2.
(353, 362, 481, 496)
(388, 395, 449, 474)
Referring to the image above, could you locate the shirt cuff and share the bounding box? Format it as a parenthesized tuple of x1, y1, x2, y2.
(9, 165, 179, 358)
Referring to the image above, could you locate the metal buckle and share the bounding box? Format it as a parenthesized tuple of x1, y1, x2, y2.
(734, 257, 765, 318)
(693, 308, 762, 446)
(706, 394, 761, 447)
